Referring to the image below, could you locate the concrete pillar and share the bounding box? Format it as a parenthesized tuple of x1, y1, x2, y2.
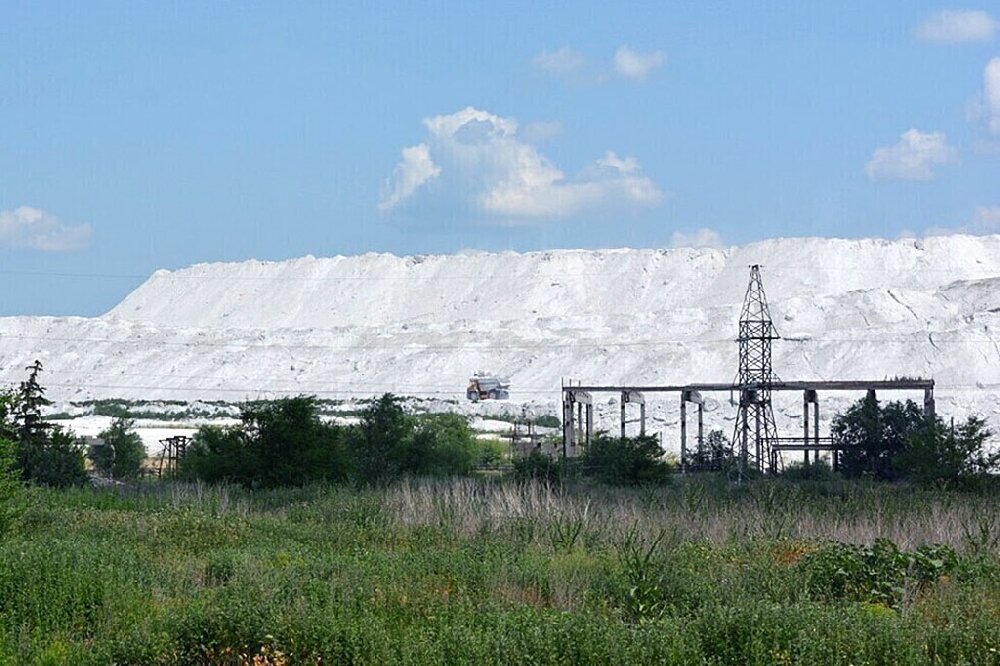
(680, 395, 687, 474)
(620, 393, 627, 440)
(697, 402, 704, 454)
(924, 388, 935, 421)
(813, 400, 819, 463)
(640, 403, 646, 436)
(803, 391, 810, 465)
(585, 404, 593, 445)
(562, 395, 575, 458)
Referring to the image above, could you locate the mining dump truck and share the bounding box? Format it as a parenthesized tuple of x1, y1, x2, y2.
(467, 375, 510, 401)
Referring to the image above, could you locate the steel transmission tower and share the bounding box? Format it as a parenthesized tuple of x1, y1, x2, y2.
(733, 265, 781, 473)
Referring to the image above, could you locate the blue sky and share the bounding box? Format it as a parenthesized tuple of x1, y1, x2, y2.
(1, 1, 999, 315)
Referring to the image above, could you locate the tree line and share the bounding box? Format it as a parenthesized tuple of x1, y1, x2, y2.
(0, 361, 996, 490)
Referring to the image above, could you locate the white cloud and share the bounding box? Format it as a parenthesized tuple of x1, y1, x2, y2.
(915, 10, 997, 44)
(521, 121, 563, 143)
(864, 129, 957, 181)
(0, 206, 92, 251)
(613, 46, 664, 80)
(969, 205, 1000, 232)
(378, 107, 663, 219)
(378, 144, 440, 212)
(532, 47, 584, 75)
(985, 57, 1000, 133)
(922, 206, 1000, 237)
(670, 228, 725, 249)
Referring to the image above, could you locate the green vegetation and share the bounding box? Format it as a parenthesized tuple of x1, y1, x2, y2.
(582, 433, 672, 486)
(4, 361, 87, 488)
(834, 394, 997, 487)
(180, 394, 494, 487)
(0, 438, 22, 536)
(1, 478, 998, 664)
(88, 417, 148, 481)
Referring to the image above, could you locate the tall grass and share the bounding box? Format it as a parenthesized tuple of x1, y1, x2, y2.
(388, 476, 1000, 553)
(0, 477, 997, 664)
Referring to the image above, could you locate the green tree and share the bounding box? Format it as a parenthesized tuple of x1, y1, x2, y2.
(351, 394, 412, 484)
(90, 417, 146, 480)
(683, 429, 736, 471)
(833, 394, 924, 481)
(181, 396, 350, 487)
(400, 413, 478, 476)
(833, 395, 996, 486)
(179, 425, 250, 484)
(898, 416, 997, 488)
(23, 427, 87, 488)
(582, 433, 672, 486)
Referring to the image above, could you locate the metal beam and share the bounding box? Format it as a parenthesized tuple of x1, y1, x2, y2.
(563, 379, 933, 394)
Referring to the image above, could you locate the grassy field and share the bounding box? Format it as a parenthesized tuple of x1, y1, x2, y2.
(1, 477, 999, 665)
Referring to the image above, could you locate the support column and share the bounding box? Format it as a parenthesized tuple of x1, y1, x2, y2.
(680, 395, 688, 474)
(813, 400, 819, 464)
(803, 391, 810, 465)
(924, 388, 935, 421)
(562, 393, 575, 458)
(620, 393, 627, 440)
(640, 403, 646, 436)
(585, 404, 593, 445)
(697, 402, 704, 454)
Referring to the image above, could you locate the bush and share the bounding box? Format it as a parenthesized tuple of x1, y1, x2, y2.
(683, 429, 737, 472)
(350, 394, 411, 484)
(833, 394, 997, 486)
(780, 460, 837, 482)
(402, 413, 479, 476)
(181, 396, 351, 487)
(16, 427, 87, 488)
(898, 416, 997, 488)
(512, 450, 563, 483)
(582, 433, 671, 486)
(90, 417, 146, 481)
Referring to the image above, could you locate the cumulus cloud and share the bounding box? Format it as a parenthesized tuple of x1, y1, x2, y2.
(532, 47, 585, 75)
(378, 144, 440, 212)
(669, 228, 725, 249)
(378, 107, 663, 219)
(613, 46, 664, 80)
(0, 206, 92, 251)
(916, 10, 997, 44)
(864, 129, 957, 181)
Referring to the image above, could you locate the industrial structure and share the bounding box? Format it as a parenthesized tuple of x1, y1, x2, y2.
(560, 265, 936, 473)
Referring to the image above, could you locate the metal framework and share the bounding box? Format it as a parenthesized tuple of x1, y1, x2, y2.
(156, 435, 189, 477)
(557, 266, 939, 471)
(560, 381, 935, 468)
(734, 265, 781, 472)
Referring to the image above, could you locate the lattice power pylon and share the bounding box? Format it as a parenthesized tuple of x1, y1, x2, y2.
(733, 265, 781, 473)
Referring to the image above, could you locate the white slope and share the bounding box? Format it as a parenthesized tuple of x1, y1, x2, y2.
(0, 234, 998, 451)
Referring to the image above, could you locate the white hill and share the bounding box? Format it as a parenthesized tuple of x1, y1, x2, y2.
(1, 234, 999, 450)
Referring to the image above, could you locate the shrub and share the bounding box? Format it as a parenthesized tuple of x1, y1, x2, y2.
(512, 450, 563, 483)
(350, 394, 411, 484)
(833, 394, 997, 486)
(181, 396, 351, 487)
(16, 427, 87, 488)
(400, 413, 479, 476)
(582, 433, 671, 486)
(90, 417, 146, 481)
